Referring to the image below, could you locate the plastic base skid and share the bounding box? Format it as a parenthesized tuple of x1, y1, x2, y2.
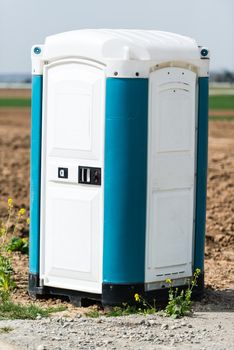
(28, 273, 101, 306)
(28, 272, 204, 306)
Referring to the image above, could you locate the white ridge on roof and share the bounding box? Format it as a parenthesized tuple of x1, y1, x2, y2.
(44, 29, 200, 62)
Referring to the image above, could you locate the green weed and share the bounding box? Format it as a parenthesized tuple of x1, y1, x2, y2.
(0, 256, 16, 301)
(0, 199, 29, 301)
(165, 268, 201, 319)
(7, 236, 29, 254)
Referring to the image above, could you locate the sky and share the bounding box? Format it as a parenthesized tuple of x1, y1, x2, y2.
(0, 0, 233, 74)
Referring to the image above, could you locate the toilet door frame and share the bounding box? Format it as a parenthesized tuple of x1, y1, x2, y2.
(40, 58, 105, 294)
(145, 66, 198, 286)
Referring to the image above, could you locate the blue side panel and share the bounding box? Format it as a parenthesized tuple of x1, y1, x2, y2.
(29, 75, 43, 274)
(194, 77, 209, 272)
(103, 78, 148, 283)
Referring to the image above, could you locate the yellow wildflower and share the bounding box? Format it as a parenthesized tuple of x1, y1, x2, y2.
(8, 198, 13, 208)
(27, 218, 30, 225)
(165, 279, 172, 284)
(18, 208, 26, 216)
(134, 293, 140, 302)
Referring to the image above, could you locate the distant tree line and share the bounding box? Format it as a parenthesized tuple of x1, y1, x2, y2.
(0, 74, 31, 83)
(0, 72, 234, 84)
(210, 71, 234, 83)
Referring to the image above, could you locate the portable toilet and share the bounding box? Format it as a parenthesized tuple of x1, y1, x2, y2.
(29, 29, 209, 306)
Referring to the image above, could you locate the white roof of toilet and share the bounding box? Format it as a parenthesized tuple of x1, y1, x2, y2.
(44, 29, 200, 62)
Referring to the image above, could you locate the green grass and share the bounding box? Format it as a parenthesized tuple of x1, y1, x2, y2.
(209, 116, 234, 121)
(0, 98, 31, 107)
(0, 301, 66, 320)
(209, 95, 234, 110)
(105, 305, 156, 317)
(85, 306, 142, 318)
(85, 304, 157, 318)
(0, 94, 233, 115)
(85, 309, 100, 318)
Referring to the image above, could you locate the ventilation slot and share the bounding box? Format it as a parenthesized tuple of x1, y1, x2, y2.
(156, 271, 185, 278)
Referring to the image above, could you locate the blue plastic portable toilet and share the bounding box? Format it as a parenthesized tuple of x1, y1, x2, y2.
(29, 29, 209, 305)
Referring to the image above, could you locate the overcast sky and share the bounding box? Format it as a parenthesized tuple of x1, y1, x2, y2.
(0, 0, 233, 74)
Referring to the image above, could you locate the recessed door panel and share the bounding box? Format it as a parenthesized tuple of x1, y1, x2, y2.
(148, 189, 194, 277)
(146, 67, 196, 284)
(40, 60, 105, 293)
(45, 61, 103, 160)
(41, 184, 102, 293)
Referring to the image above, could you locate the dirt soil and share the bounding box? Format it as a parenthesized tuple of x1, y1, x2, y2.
(209, 109, 234, 116)
(0, 101, 233, 310)
(205, 120, 234, 289)
(0, 89, 31, 98)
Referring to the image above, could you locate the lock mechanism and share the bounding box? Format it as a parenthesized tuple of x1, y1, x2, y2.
(78, 166, 101, 185)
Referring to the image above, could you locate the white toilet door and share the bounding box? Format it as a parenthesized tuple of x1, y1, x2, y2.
(145, 67, 197, 284)
(40, 60, 105, 294)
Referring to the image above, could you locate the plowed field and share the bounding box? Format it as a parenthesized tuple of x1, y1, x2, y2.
(0, 89, 233, 307)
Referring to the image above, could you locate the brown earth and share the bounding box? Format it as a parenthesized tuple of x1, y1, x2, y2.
(205, 121, 234, 289)
(0, 102, 233, 310)
(209, 109, 234, 116)
(0, 89, 31, 98)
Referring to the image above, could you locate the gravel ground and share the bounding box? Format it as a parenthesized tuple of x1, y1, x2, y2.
(0, 311, 233, 350)
(0, 289, 233, 350)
